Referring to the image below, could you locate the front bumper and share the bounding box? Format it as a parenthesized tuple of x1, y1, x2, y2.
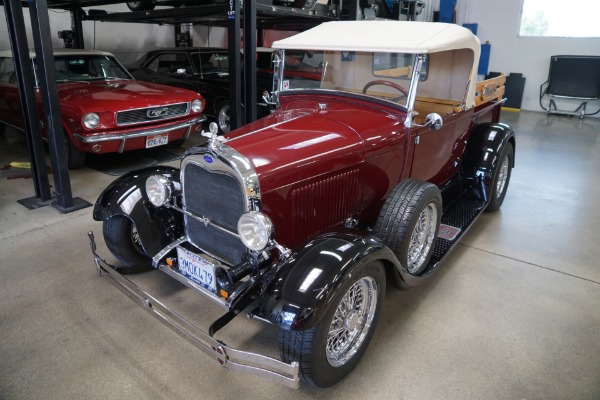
(73, 116, 206, 152)
(87, 231, 299, 389)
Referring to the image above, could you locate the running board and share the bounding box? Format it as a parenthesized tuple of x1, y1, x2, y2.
(402, 196, 487, 286)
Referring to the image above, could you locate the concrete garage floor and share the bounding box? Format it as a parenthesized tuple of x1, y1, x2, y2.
(0, 110, 599, 399)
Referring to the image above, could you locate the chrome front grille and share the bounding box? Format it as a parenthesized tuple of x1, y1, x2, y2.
(183, 161, 247, 265)
(116, 102, 189, 125)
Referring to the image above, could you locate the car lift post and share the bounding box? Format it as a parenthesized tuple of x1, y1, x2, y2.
(228, 0, 242, 131)
(3, 0, 52, 207)
(243, 0, 257, 125)
(27, 0, 90, 213)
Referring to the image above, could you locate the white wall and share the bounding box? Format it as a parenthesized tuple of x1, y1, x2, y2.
(0, 4, 176, 65)
(2, 1, 598, 114)
(455, 0, 600, 116)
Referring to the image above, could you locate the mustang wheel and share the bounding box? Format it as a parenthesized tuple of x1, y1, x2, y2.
(66, 136, 86, 170)
(167, 138, 186, 148)
(103, 216, 152, 270)
(485, 142, 513, 212)
(375, 179, 442, 277)
(278, 261, 385, 388)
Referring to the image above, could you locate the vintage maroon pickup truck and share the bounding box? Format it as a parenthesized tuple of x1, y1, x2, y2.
(89, 21, 514, 388)
(0, 49, 205, 169)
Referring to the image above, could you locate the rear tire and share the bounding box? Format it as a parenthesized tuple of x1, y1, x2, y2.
(279, 261, 385, 388)
(374, 179, 442, 277)
(103, 216, 152, 271)
(485, 142, 513, 212)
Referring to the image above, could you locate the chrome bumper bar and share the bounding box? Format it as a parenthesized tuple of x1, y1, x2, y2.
(87, 232, 299, 389)
(73, 116, 206, 143)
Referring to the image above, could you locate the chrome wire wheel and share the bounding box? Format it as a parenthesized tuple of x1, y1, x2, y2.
(131, 225, 145, 255)
(407, 202, 438, 274)
(326, 276, 378, 367)
(218, 104, 230, 133)
(495, 155, 510, 199)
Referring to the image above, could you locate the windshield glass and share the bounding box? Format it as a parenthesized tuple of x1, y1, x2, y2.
(37, 55, 131, 83)
(191, 51, 229, 74)
(280, 50, 424, 107)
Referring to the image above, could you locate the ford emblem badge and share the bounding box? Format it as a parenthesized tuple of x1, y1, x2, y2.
(204, 155, 213, 163)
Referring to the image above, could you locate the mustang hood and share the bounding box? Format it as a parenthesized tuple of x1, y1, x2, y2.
(57, 80, 199, 112)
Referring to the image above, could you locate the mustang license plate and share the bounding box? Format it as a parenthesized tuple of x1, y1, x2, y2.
(176, 247, 216, 293)
(146, 133, 169, 148)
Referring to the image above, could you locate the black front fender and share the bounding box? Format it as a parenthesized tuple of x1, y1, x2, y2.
(259, 232, 400, 331)
(93, 166, 183, 256)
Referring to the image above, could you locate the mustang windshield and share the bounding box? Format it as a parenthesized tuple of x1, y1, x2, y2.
(36, 55, 132, 83)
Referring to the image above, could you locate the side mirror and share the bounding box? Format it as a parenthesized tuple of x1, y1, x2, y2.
(424, 113, 443, 130)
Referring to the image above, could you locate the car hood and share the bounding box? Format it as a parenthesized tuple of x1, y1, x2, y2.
(224, 101, 405, 193)
(57, 80, 199, 112)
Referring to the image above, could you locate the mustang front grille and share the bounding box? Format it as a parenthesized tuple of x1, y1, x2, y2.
(183, 162, 246, 266)
(116, 102, 189, 125)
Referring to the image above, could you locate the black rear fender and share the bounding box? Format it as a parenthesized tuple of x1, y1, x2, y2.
(93, 166, 183, 256)
(462, 122, 515, 199)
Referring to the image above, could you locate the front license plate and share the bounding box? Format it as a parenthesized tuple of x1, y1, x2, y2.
(176, 247, 216, 293)
(146, 133, 168, 148)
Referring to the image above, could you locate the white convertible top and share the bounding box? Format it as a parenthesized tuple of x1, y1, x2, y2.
(272, 21, 480, 55)
(273, 21, 482, 108)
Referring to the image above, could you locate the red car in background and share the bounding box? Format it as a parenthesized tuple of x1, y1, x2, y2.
(0, 49, 205, 169)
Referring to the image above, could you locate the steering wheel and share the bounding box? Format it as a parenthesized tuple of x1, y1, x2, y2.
(362, 80, 408, 100)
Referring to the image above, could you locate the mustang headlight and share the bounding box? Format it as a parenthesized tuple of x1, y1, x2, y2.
(145, 175, 173, 207)
(82, 113, 100, 129)
(237, 211, 274, 251)
(191, 99, 203, 113)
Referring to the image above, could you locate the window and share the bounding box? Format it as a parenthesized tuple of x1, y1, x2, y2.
(373, 53, 428, 80)
(0, 58, 16, 84)
(519, 0, 600, 37)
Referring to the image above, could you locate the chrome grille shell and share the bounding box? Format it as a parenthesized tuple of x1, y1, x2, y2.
(180, 144, 261, 266)
(116, 102, 190, 126)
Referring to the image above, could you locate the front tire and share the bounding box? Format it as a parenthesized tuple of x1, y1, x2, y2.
(374, 179, 442, 277)
(66, 137, 86, 170)
(279, 261, 385, 388)
(103, 216, 152, 271)
(485, 142, 513, 212)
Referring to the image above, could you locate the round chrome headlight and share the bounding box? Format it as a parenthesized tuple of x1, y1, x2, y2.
(191, 99, 203, 113)
(237, 211, 274, 251)
(145, 175, 173, 207)
(82, 113, 100, 129)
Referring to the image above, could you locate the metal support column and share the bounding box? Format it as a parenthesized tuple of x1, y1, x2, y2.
(70, 7, 85, 48)
(4, 0, 52, 208)
(28, 0, 91, 213)
(243, 0, 257, 125)
(227, 0, 242, 131)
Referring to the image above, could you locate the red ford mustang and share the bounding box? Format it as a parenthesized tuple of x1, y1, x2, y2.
(0, 48, 205, 169)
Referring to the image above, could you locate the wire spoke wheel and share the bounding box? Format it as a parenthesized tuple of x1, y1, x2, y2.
(407, 202, 438, 274)
(495, 155, 510, 199)
(218, 104, 230, 133)
(326, 276, 378, 367)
